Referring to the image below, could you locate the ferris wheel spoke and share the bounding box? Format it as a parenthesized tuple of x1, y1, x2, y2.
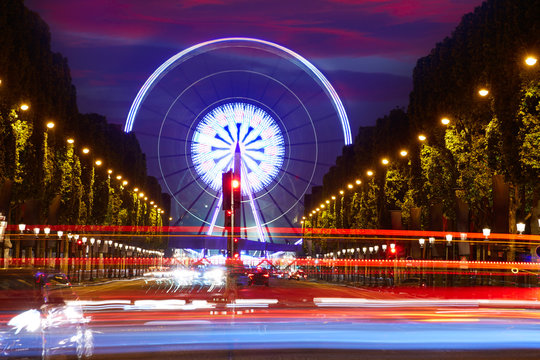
(265, 190, 296, 229)
(139, 130, 188, 143)
(177, 183, 211, 224)
(269, 69, 304, 109)
(289, 138, 343, 147)
(199, 193, 219, 234)
(254, 204, 273, 243)
(159, 164, 195, 181)
(285, 155, 334, 167)
(280, 168, 317, 186)
(148, 153, 187, 160)
(165, 116, 192, 129)
(176, 98, 199, 117)
(286, 112, 336, 134)
(256, 57, 283, 102)
(172, 177, 198, 196)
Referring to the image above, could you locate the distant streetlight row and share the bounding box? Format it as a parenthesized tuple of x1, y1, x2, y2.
(15, 105, 167, 217)
(306, 55, 538, 219)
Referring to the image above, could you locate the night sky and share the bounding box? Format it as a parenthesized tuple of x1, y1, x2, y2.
(25, 0, 483, 133)
(24, 0, 484, 229)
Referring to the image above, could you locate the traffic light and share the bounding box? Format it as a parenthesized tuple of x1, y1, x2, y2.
(233, 238, 240, 258)
(222, 171, 232, 210)
(232, 176, 241, 208)
(77, 238, 83, 246)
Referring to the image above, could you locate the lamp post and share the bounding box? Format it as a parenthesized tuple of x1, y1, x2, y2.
(0, 214, 7, 268)
(96, 239, 102, 278)
(17, 224, 25, 266)
(113, 242, 118, 278)
(65, 233, 72, 274)
(82, 237, 87, 281)
(33, 227, 40, 267)
(56, 230, 63, 270)
(72, 234, 79, 281)
(517, 222, 526, 235)
(89, 238, 95, 281)
(482, 228, 491, 261)
(43, 227, 51, 268)
(418, 238, 425, 259)
(445, 234, 453, 260)
(428, 237, 435, 286)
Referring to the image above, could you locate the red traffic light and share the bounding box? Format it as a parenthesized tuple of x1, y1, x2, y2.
(234, 238, 238, 243)
(390, 248, 396, 254)
(77, 239, 82, 245)
(232, 179, 240, 189)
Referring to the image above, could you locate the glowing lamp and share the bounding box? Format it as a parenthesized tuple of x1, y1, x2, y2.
(525, 56, 537, 66)
(478, 88, 489, 97)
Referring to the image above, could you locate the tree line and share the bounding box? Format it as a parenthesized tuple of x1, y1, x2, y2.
(305, 0, 540, 244)
(0, 0, 168, 244)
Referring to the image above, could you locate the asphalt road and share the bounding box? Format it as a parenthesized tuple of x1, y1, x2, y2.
(69, 277, 540, 359)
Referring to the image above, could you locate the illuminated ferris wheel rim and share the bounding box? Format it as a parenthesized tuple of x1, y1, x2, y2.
(155, 70, 315, 205)
(123, 37, 352, 145)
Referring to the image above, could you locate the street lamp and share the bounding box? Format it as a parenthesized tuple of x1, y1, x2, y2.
(0, 214, 7, 268)
(56, 230, 63, 270)
(441, 117, 450, 125)
(525, 56, 537, 66)
(478, 88, 489, 97)
(482, 228, 491, 261)
(517, 222, 526, 235)
(89, 238, 95, 280)
(445, 234, 453, 261)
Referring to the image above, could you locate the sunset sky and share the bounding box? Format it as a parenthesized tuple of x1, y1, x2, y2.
(26, 0, 483, 134)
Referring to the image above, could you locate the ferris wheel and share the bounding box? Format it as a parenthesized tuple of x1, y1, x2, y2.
(124, 38, 351, 241)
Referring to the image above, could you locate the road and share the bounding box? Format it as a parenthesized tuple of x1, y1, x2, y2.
(65, 276, 540, 359)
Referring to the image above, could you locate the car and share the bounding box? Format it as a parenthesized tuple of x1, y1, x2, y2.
(0, 268, 93, 359)
(247, 269, 270, 286)
(288, 269, 307, 280)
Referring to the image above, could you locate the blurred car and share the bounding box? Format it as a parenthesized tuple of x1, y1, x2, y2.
(271, 270, 286, 279)
(288, 269, 307, 280)
(0, 268, 93, 359)
(247, 268, 270, 286)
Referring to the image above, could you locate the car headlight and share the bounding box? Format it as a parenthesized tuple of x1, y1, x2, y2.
(8, 309, 42, 334)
